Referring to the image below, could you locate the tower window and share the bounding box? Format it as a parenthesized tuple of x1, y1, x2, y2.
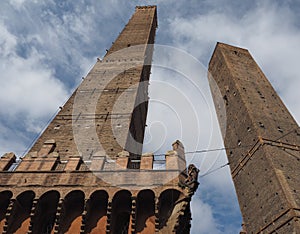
(257, 90, 265, 99)
(223, 95, 228, 105)
(54, 125, 60, 130)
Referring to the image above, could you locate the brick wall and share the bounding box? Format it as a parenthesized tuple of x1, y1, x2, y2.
(209, 42, 300, 233)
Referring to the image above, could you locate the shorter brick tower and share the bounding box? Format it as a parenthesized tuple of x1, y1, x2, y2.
(0, 6, 199, 234)
(209, 42, 300, 233)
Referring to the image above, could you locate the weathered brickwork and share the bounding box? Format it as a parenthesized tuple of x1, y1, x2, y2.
(0, 141, 197, 233)
(0, 6, 199, 234)
(209, 42, 300, 233)
(29, 6, 158, 166)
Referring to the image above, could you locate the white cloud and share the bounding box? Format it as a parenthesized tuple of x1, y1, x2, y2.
(0, 122, 28, 155)
(9, 0, 26, 8)
(168, 1, 300, 125)
(142, 1, 300, 233)
(0, 19, 69, 157)
(158, 1, 300, 233)
(191, 197, 221, 234)
(0, 23, 17, 57)
(0, 1, 299, 233)
(0, 51, 67, 118)
(0, 0, 134, 156)
(139, 44, 240, 233)
(0, 20, 68, 118)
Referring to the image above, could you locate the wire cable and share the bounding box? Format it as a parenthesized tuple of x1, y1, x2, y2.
(21, 94, 72, 157)
(199, 162, 230, 178)
(274, 126, 300, 141)
(153, 144, 254, 157)
(22, 109, 60, 157)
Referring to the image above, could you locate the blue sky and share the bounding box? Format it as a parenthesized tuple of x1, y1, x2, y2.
(1, 1, 300, 233)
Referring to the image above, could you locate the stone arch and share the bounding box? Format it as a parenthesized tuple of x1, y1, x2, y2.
(58, 190, 85, 234)
(157, 189, 181, 229)
(84, 190, 108, 234)
(136, 189, 155, 233)
(110, 190, 132, 234)
(6, 190, 35, 234)
(31, 190, 60, 234)
(0, 191, 13, 233)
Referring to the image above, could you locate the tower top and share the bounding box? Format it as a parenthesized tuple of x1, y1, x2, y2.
(135, 5, 157, 10)
(0, 6, 199, 234)
(209, 42, 249, 67)
(209, 42, 300, 233)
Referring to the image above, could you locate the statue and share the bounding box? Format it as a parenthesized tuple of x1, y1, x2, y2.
(179, 164, 199, 195)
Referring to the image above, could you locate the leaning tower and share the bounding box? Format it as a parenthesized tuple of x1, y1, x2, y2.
(209, 42, 300, 233)
(0, 6, 198, 234)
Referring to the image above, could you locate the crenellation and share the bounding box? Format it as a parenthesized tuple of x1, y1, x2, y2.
(0, 5, 199, 233)
(0, 153, 16, 171)
(64, 156, 82, 171)
(140, 152, 154, 170)
(1, 141, 190, 174)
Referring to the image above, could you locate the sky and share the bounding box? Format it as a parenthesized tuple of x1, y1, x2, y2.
(0, 0, 300, 233)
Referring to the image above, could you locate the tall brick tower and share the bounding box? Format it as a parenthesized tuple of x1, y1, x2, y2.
(209, 42, 300, 233)
(0, 6, 199, 234)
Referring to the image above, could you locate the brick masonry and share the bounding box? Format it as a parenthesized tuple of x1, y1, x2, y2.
(29, 6, 157, 166)
(209, 42, 300, 233)
(0, 6, 199, 234)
